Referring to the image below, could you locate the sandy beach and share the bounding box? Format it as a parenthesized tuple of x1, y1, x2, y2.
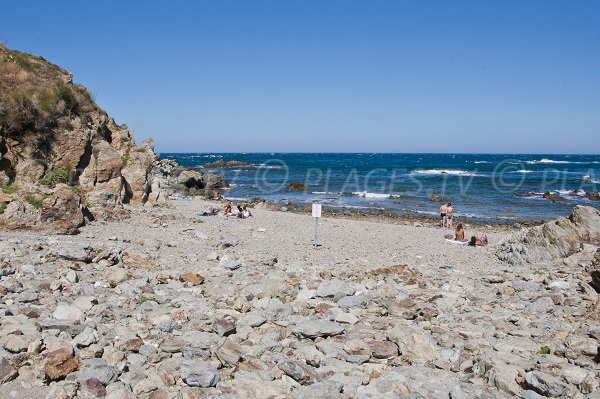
(1, 198, 598, 398)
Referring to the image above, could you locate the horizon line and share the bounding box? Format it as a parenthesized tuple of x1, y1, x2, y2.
(156, 151, 600, 156)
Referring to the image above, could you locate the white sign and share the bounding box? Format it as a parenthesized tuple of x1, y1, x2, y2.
(312, 203, 322, 218)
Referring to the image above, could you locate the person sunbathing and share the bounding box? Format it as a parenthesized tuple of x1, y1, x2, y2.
(242, 206, 252, 218)
(455, 224, 465, 241)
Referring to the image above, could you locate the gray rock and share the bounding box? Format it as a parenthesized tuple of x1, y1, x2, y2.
(66, 270, 78, 283)
(221, 259, 241, 270)
(73, 327, 99, 348)
(16, 290, 39, 303)
(180, 359, 220, 387)
(337, 295, 367, 309)
(52, 304, 84, 322)
(356, 366, 470, 399)
(292, 320, 345, 339)
(290, 381, 343, 399)
(388, 323, 439, 365)
(0, 357, 18, 383)
(278, 360, 317, 385)
(525, 371, 566, 397)
(216, 339, 243, 366)
(369, 341, 398, 359)
(316, 280, 356, 298)
(50, 243, 93, 262)
(213, 316, 236, 337)
(77, 359, 116, 385)
(254, 297, 292, 321)
(529, 297, 555, 313)
(344, 354, 370, 364)
(0, 267, 15, 277)
(328, 307, 359, 325)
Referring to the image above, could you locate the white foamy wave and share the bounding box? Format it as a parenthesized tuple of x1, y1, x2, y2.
(341, 204, 385, 210)
(456, 212, 517, 220)
(526, 158, 571, 164)
(312, 191, 340, 196)
(473, 161, 490, 164)
(511, 169, 535, 173)
(258, 164, 285, 169)
(411, 169, 482, 177)
(352, 191, 390, 199)
(583, 175, 600, 184)
(525, 158, 600, 165)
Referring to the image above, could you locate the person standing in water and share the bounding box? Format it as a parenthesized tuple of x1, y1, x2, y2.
(439, 203, 448, 227)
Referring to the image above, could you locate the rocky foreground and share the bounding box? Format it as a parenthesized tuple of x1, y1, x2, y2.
(0, 200, 598, 398)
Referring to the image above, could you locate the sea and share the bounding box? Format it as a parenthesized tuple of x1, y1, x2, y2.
(160, 153, 600, 224)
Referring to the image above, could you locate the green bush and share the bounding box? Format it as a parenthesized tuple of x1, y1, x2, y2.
(13, 53, 35, 71)
(0, 202, 6, 214)
(540, 345, 551, 355)
(25, 195, 43, 208)
(40, 169, 69, 187)
(69, 185, 83, 194)
(121, 153, 130, 167)
(1, 184, 17, 194)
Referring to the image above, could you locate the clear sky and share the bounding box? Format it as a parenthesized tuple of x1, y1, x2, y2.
(2, 1, 599, 153)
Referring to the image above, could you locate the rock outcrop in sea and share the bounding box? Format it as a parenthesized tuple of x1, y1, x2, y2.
(0, 45, 225, 233)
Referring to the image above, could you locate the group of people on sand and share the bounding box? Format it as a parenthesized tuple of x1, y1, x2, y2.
(454, 223, 488, 247)
(223, 202, 252, 219)
(440, 203, 489, 247)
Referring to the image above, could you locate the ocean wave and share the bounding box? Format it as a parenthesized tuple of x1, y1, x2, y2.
(524, 158, 600, 165)
(456, 212, 517, 221)
(411, 169, 482, 177)
(511, 169, 535, 173)
(473, 161, 490, 164)
(258, 164, 286, 169)
(352, 191, 391, 199)
(583, 175, 600, 184)
(340, 204, 386, 210)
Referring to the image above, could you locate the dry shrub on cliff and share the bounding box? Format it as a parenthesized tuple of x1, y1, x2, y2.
(0, 46, 100, 138)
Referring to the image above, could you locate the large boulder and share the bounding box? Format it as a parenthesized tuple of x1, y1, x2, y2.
(121, 139, 156, 203)
(0, 198, 41, 229)
(79, 140, 123, 187)
(498, 206, 600, 265)
(39, 184, 84, 234)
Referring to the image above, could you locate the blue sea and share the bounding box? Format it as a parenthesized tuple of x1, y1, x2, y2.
(161, 153, 600, 223)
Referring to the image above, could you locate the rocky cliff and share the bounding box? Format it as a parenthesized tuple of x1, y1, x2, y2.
(497, 205, 600, 265)
(0, 45, 224, 233)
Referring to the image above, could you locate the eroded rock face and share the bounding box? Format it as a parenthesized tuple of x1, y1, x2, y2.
(497, 206, 600, 265)
(0, 46, 228, 233)
(40, 184, 84, 234)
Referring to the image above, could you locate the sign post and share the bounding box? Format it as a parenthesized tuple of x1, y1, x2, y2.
(312, 203, 322, 248)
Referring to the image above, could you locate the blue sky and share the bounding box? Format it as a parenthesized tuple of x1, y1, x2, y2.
(2, 1, 599, 153)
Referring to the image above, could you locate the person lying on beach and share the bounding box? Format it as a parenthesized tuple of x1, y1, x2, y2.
(199, 208, 219, 216)
(212, 191, 223, 200)
(467, 234, 489, 247)
(242, 206, 252, 218)
(236, 205, 244, 218)
(223, 202, 233, 216)
(455, 223, 465, 241)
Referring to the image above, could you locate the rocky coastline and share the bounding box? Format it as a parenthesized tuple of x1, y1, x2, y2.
(1, 46, 599, 399)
